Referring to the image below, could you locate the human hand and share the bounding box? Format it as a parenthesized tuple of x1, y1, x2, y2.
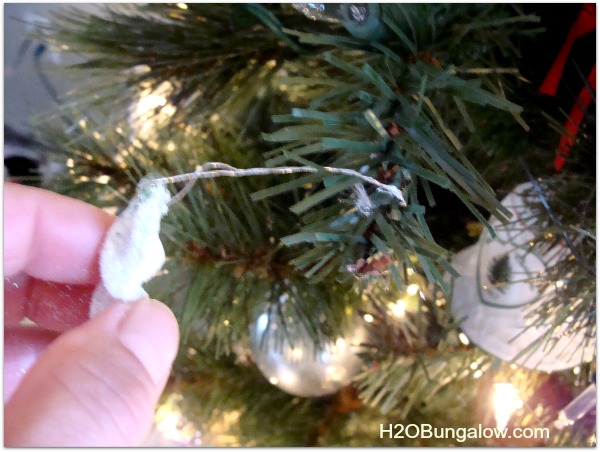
(4, 183, 179, 446)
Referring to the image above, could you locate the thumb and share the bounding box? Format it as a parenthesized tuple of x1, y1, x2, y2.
(4, 298, 179, 446)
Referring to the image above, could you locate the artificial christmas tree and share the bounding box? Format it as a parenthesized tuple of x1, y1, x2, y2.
(6, 3, 595, 446)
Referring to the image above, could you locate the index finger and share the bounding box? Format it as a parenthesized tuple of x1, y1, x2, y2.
(4, 183, 114, 284)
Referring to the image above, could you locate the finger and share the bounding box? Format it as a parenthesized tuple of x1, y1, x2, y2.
(26, 280, 95, 331)
(4, 273, 29, 324)
(5, 274, 94, 331)
(4, 298, 179, 447)
(4, 183, 114, 284)
(4, 326, 59, 403)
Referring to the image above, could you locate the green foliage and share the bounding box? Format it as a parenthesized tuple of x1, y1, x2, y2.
(518, 173, 596, 362)
(27, 2, 594, 447)
(250, 4, 541, 290)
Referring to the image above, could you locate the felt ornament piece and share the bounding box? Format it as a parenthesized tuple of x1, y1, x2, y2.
(90, 176, 171, 317)
(450, 183, 595, 372)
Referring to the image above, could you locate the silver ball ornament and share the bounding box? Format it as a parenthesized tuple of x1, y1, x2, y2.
(250, 288, 368, 397)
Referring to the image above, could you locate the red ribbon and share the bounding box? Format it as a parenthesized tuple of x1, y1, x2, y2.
(539, 4, 596, 97)
(554, 64, 595, 172)
(538, 4, 596, 172)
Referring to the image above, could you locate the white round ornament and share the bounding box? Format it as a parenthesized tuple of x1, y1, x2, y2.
(450, 183, 595, 372)
(250, 285, 368, 397)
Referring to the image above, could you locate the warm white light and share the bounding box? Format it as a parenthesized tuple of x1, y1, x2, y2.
(291, 348, 303, 359)
(156, 411, 183, 440)
(177, 2, 188, 9)
(390, 300, 406, 318)
(458, 332, 470, 345)
(407, 284, 419, 295)
(363, 314, 374, 323)
(66, 158, 74, 168)
(280, 371, 297, 385)
(137, 93, 167, 114)
(129, 81, 175, 144)
(95, 175, 111, 184)
(335, 338, 347, 349)
(493, 383, 523, 430)
(269, 377, 279, 385)
(162, 104, 177, 116)
(573, 366, 581, 375)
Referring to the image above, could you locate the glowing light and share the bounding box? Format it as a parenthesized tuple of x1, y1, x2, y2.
(177, 2, 188, 9)
(129, 81, 175, 145)
(407, 284, 419, 295)
(556, 280, 565, 288)
(291, 348, 303, 359)
(363, 314, 374, 323)
(390, 300, 406, 318)
(137, 93, 167, 113)
(493, 383, 523, 430)
(66, 158, 74, 168)
(573, 366, 581, 375)
(470, 362, 478, 370)
(335, 338, 347, 349)
(256, 313, 268, 333)
(269, 377, 279, 385)
(187, 347, 197, 356)
(156, 411, 183, 441)
(162, 104, 177, 116)
(223, 319, 230, 326)
(95, 175, 111, 184)
(458, 332, 470, 345)
(152, 393, 201, 445)
(473, 369, 483, 379)
(280, 371, 297, 385)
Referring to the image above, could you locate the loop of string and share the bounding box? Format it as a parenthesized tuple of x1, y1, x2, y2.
(156, 162, 407, 207)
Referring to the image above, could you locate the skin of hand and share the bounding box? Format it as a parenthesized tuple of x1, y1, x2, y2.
(4, 183, 180, 446)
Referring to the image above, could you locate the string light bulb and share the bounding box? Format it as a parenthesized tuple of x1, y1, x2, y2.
(390, 300, 406, 318)
(406, 284, 419, 295)
(492, 383, 523, 430)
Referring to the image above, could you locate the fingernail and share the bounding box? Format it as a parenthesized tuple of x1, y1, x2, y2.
(117, 299, 179, 385)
